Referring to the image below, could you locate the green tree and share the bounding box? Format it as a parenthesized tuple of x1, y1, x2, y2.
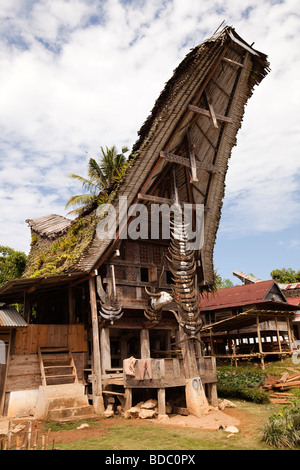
(65, 145, 129, 215)
(215, 274, 234, 289)
(0, 246, 27, 286)
(270, 267, 300, 284)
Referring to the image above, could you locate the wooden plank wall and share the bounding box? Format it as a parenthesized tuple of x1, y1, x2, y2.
(2, 324, 88, 393)
(13, 324, 87, 355)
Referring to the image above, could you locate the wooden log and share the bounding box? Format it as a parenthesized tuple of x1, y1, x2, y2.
(274, 381, 300, 389)
(277, 372, 290, 383)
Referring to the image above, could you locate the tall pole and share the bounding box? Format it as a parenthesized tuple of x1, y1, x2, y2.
(89, 276, 104, 414)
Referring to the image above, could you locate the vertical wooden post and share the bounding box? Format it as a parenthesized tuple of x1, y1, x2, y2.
(157, 388, 166, 415)
(179, 328, 209, 417)
(179, 328, 199, 378)
(275, 316, 282, 354)
(140, 329, 150, 358)
(209, 329, 214, 356)
(89, 276, 104, 414)
(100, 328, 111, 373)
(286, 315, 293, 351)
(124, 388, 132, 411)
(68, 286, 74, 324)
(256, 314, 265, 369)
(23, 293, 31, 323)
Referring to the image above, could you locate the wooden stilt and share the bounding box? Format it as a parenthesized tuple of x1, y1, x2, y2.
(124, 388, 132, 411)
(158, 388, 166, 415)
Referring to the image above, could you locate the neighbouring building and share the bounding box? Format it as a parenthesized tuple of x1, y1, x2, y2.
(200, 280, 297, 367)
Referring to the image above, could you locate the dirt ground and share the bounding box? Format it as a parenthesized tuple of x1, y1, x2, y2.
(0, 406, 244, 447)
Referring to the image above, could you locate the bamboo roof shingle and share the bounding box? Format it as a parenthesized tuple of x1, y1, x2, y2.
(26, 214, 72, 238)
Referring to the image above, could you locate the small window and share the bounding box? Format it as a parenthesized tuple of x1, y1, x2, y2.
(141, 268, 149, 282)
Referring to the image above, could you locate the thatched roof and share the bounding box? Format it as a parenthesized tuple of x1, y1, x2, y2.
(21, 26, 270, 284)
(25, 214, 72, 238)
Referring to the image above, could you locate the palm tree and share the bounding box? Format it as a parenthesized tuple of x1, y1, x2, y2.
(65, 145, 129, 215)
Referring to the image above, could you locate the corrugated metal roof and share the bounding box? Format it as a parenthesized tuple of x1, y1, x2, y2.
(287, 297, 300, 307)
(280, 283, 300, 290)
(200, 280, 283, 311)
(0, 305, 27, 328)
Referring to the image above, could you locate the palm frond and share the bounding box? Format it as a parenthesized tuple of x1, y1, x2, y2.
(68, 173, 97, 193)
(88, 158, 107, 187)
(65, 194, 96, 210)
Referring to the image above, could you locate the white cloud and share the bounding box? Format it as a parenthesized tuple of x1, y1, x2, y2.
(0, 0, 299, 254)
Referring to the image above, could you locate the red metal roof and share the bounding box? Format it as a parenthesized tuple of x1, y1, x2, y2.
(287, 297, 300, 307)
(200, 280, 279, 311)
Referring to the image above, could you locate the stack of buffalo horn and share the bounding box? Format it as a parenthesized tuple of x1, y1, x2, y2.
(167, 204, 202, 337)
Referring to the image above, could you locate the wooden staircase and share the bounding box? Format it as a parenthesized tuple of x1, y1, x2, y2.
(38, 347, 78, 386)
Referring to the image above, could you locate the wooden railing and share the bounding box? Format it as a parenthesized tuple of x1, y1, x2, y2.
(123, 356, 217, 388)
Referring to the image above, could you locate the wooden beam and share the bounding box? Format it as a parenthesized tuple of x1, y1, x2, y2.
(188, 104, 233, 124)
(138, 193, 173, 205)
(160, 151, 219, 173)
(137, 192, 209, 211)
(204, 91, 218, 129)
(186, 129, 198, 183)
(222, 57, 244, 68)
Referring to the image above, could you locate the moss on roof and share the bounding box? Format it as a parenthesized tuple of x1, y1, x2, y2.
(23, 213, 98, 278)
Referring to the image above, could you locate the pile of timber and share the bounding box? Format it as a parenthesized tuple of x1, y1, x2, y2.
(264, 371, 300, 403)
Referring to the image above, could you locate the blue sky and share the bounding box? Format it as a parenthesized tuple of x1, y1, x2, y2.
(0, 0, 299, 284)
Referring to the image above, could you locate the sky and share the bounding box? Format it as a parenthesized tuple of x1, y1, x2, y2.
(0, 0, 299, 284)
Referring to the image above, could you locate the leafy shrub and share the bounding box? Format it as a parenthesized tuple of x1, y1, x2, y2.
(217, 370, 269, 403)
(261, 402, 300, 449)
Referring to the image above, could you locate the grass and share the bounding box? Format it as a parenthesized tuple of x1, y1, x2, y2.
(47, 358, 300, 451)
(51, 401, 281, 451)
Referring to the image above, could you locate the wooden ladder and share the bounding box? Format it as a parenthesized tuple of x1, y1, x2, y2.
(38, 347, 78, 386)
